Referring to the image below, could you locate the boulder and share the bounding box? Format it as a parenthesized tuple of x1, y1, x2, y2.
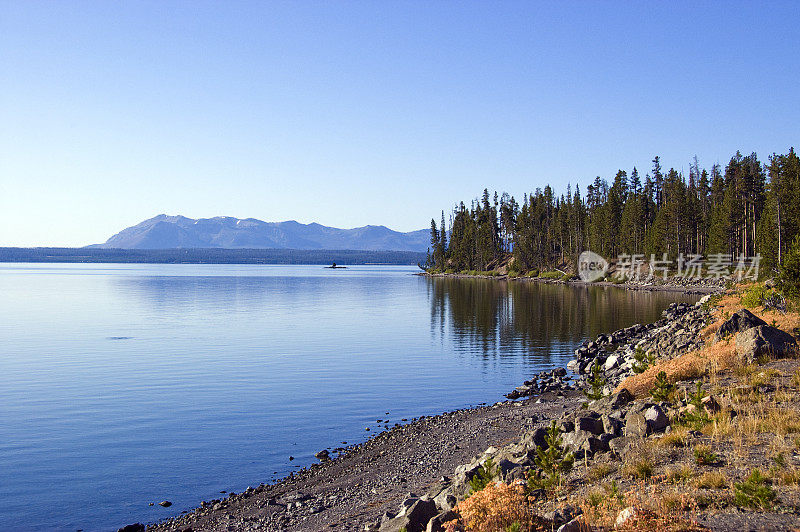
(716, 309, 767, 340)
(604, 354, 620, 371)
(592, 388, 633, 413)
(609, 436, 636, 456)
(433, 491, 457, 513)
(315, 449, 330, 461)
(601, 413, 623, 436)
(735, 325, 797, 361)
(117, 525, 145, 532)
(557, 518, 587, 532)
(379, 497, 438, 532)
(644, 405, 669, 433)
(575, 415, 604, 436)
(624, 411, 648, 438)
(426, 510, 457, 532)
(582, 436, 610, 454)
(616, 507, 637, 527)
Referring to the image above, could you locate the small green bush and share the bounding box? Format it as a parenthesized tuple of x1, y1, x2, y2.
(584, 361, 606, 400)
(650, 371, 675, 402)
(734, 469, 776, 509)
(742, 283, 769, 308)
(468, 457, 495, 495)
(527, 420, 574, 496)
(694, 445, 721, 465)
(632, 348, 655, 374)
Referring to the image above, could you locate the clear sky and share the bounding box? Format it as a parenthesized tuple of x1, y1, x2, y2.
(1, 1, 797, 246)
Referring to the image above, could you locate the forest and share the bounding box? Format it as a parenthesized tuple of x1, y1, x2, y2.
(426, 148, 800, 277)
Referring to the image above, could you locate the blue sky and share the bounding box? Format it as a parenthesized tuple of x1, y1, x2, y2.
(1, 1, 797, 246)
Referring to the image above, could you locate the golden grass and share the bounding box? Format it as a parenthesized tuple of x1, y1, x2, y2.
(616, 339, 739, 397)
(695, 471, 728, 489)
(617, 289, 800, 398)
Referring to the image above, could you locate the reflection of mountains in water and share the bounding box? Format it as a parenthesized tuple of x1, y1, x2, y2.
(427, 277, 696, 358)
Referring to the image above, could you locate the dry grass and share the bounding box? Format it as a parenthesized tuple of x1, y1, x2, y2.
(586, 463, 614, 482)
(580, 486, 703, 531)
(617, 294, 799, 398)
(666, 464, 696, 484)
(657, 427, 689, 448)
(616, 339, 740, 397)
(695, 471, 728, 489)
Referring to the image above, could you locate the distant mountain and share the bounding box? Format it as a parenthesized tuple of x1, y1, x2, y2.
(92, 215, 430, 252)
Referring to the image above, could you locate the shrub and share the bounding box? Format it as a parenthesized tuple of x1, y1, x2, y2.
(456, 482, 535, 532)
(527, 420, 574, 496)
(734, 469, 776, 509)
(693, 445, 720, 465)
(742, 283, 769, 308)
(632, 348, 655, 374)
(584, 361, 606, 400)
(623, 457, 654, 480)
(649, 371, 674, 402)
(468, 458, 496, 495)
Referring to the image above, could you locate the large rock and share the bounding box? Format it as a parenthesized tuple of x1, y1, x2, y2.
(644, 405, 669, 433)
(575, 416, 604, 436)
(557, 518, 586, 532)
(716, 309, 767, 339)
(117, 525, 145, 532)
(379, 497, 438, 532)
(624, 411, 648, 438)
(426, 510, 457, 532)
(433, 491, 457, 513)
(735, 325, 797, 361)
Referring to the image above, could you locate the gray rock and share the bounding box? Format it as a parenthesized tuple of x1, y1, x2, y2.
(645, 405, 669, 433)
(426, 510, 457, 532)
(557, 517, 586, 532)
(601, 413, 623, 436)
(582, 436, 610, 454)
(315, 449, 330, 461)
(118, 525, 145, 532)
(624, 411, 648, 438)
(604, 354, 620, 371)
(158, 500, 172, 507)
(575, 416, 604, 435)
(735, 325, 797, 361)
(716, 309, 767, 339)
(433, 491, 457, 513)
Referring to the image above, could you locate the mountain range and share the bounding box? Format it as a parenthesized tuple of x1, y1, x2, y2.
(92, 215, 430, 252)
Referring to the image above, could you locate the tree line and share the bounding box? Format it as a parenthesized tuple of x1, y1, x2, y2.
(426, 148, 800, 275)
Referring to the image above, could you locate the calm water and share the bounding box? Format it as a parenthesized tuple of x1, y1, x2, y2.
(0, 264, 696, 531)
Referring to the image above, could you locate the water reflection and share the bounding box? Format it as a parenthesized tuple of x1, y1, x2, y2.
(428, 277, 696, 361)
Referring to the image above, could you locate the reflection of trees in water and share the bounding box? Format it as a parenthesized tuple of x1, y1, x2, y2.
(428, 278, 695, 359)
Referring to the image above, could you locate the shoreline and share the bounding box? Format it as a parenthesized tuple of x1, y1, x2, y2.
(418, 270, 724, 295)
(138, 283, 714, 532)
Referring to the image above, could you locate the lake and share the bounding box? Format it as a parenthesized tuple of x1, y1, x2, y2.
(0, 264, 696, 531)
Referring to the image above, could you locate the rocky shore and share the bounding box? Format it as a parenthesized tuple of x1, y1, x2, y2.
(132, 282, 800, 532)
(419, 270, 726, 295)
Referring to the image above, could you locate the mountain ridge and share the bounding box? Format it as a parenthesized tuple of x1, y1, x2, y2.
(92, 215, 430, 252)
